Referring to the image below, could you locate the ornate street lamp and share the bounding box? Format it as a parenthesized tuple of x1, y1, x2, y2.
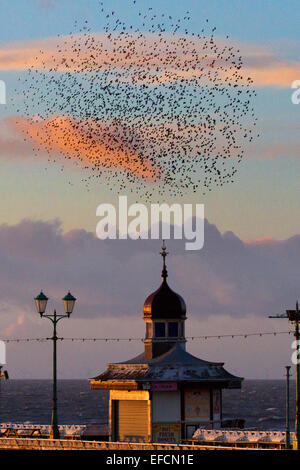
(285, 366, 291, 450)
(34, 290, 76, 439)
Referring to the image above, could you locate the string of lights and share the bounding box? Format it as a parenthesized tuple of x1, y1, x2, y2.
(1, 330, 294, 343)
(2, 338, 49, 343)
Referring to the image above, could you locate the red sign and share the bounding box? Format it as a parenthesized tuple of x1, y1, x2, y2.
(150, 382, 177, 391)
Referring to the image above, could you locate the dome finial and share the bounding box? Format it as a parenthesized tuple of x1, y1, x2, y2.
(160, 240, 168, 281)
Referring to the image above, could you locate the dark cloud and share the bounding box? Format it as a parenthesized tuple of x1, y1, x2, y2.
(0, 218, 299, 322)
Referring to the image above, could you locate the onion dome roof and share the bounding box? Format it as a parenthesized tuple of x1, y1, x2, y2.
(143, 241, 186, 319)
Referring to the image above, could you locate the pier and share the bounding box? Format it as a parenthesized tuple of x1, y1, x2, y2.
(0, 437, 265, 451)
(0, 425, 289, 450)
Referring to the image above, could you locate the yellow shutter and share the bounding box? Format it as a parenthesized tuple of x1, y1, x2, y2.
(118, 400, 149, 442)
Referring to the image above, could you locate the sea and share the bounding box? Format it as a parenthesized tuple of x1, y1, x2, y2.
(0, 379, 296, 431)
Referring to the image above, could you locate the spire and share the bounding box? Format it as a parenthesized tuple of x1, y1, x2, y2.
(160, 240, 168, 281)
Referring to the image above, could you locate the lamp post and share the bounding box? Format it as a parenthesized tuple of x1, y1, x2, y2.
(269, 301, 300, 450)
(285, 366, 291, 450)
(34, 290, 76, 439)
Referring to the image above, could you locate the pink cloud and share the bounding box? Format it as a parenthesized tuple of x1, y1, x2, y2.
(245, 237, 277, 245)
(0, 33, 298, 87)
(0, 116, 161, 181)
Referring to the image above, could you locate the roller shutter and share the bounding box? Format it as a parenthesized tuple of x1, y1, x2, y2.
(117, 400, 149, 442)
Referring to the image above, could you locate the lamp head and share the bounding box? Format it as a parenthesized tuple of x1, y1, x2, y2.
(62, 291, 76, 317)
(34, 291, 48, 317)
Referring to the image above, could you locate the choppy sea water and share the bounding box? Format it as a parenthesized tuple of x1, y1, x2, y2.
(223, 380, 296, 430)
(0, 379, 296, 430)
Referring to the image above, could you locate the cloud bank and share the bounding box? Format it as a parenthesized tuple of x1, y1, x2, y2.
(0, 218, 299, 330)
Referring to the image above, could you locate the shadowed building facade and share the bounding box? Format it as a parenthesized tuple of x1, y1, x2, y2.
(90, 243, 243, 443)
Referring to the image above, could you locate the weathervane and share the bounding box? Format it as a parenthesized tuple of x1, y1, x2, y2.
(160, 240, 168, 280)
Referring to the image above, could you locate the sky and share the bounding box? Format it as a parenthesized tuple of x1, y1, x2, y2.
(0, 0, 300, 381)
